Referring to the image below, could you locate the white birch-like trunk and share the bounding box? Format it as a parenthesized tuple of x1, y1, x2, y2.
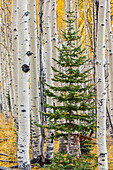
(51, 0, 58, 74)
(96, 0, 108, 169)
(106, 38, 110, 130)
(106, 0, 113, 139)
(28, 0, 41, 159)
(43, 0, 54, 159)
(5, 5, 15, 123)
(75, 0, 78, 46)
(12, 0, 18, 124)
(12, 0, 19, 157)
(1, 0, 9, 121)
(17, 0, 31, 169)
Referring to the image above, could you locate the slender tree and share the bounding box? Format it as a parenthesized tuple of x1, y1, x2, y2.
(106, 0, 113, 139)
(96, 0, 108, 169)
(43, 0, 54, 159)
(12, 0, 18, 124)
(17, 0, 31, 169)
(1, 0, 9, 121)
(28, 0, 41, 159)
(38, 0, 46, 157)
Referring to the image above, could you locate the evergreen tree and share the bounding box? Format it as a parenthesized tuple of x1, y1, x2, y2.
(37, 11, 97, 169)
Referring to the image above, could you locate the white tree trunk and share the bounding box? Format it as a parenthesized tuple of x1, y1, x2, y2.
(28, 0, 41, 159)
(51, 0, 58, 75)
(12, 0, 18, 124)
(43, 0, 54, 159)
(75, 0, 78, 46)
(1, 0, 9, 121)
(96, 0, 108, 169)
(6, 5, 15, 123)
(17, 0, 31, 169)
(106, 0, 113, 139)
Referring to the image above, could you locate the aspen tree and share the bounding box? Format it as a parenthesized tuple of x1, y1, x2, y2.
(58, 0, 67, 155)
(96, 0, 108, 169)
(51, 0, 67, 154)
(66, 0, 70, 12)
(11, 0, 19, 158)
(0, 19, 5, 115)
(38, 0, 46, 157)
(28, 0, 41, 159)
(1, 0, 9, 121)
(75, 0, 78, 46)
(5, 1, 15, 122)
(17, 0, 31, 169)
(43, 0, 54, 159)
(73, 0, 81, 157)
(51, 0, 58, 74)
(12, 0, 18, 123)
(1, 50, 9, 121)
(92, 0, 97, 115)
(106, 38, 110, 129)
(106, 0, 113, 139)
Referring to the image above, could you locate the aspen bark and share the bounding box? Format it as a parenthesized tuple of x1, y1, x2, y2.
(43, 0, 54, 159)
(5, 2, 15, 123)
(28, 0, 41, 159)
(17, 0, 31, 169)
(106, 0, 113, 139)
(75, 0, 78, 46)
(12, 0, 18, 123)
(51, 0, 58, 75)
(96, 0, 108, 169)
(38, 0, 46, 157)
(1, 0, 9, 121)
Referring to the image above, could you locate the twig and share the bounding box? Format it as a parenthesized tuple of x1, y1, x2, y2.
(106, 106, 113, 130)
(0, 43, 9, 54)
(0, 153, 9, 157)
(8, 165, 18, 169)
(0, 160, 17, 163)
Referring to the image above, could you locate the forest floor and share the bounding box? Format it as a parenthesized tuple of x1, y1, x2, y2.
(0, 113, 113, 170)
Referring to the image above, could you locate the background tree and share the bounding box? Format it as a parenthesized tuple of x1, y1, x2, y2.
(28, 0, 41, 160)
(17, 0, 31, 169)
(96, 0, 108, 169)
(43, 0, 54, 159)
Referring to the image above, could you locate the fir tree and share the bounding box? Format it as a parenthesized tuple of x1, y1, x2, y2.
(37, 11, 97, 169)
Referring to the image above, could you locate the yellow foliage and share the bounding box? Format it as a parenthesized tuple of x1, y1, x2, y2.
(56, 0, 64, 39)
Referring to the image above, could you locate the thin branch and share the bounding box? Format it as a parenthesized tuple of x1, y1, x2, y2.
(0, 153, 9, 157)
(0, 160, 17, 163)
(106, 106, 113, 130)
(7, 165, 18, 169)
(0, 43, 10, 53)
